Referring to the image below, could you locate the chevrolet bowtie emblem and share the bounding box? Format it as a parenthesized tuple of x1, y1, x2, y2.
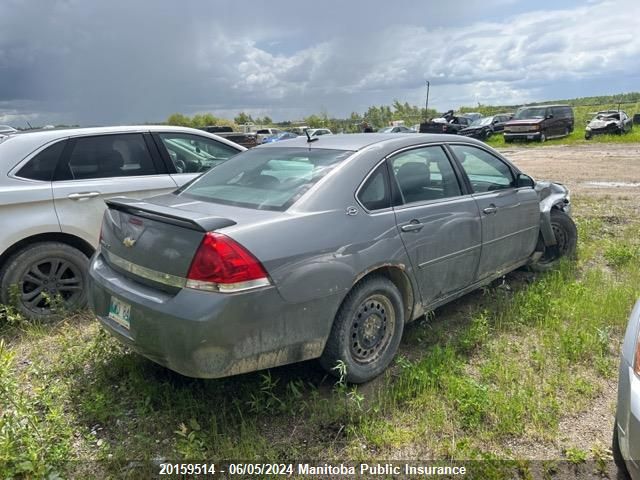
(123, 237, 136, 248)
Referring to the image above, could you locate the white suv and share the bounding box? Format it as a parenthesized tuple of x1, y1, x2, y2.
(0, 125, 244, 318)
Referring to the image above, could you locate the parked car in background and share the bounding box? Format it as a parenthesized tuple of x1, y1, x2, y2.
(585, 110, 633, 139)
(88, 133, 576, 384)
(306, 128, 333, 137)
(261, 131, 298, 143)
(459, 114, 512, 140)
(504, 105, 574, 143)
(462, 112, 483, 122)
(377, 126, 416, 133)
(201, 126, 258, 148)
(255, 128, 283, 143)
(289, 126, 310, 136)
(0, 126, 244, 319)
(613, 299, 640, 479)
(419, 111, 474, 134)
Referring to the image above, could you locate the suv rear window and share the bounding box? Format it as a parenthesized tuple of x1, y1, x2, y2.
(178, 147, 353, 211)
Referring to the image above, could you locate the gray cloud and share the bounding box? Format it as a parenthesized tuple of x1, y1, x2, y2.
(1, 0, 639, 126)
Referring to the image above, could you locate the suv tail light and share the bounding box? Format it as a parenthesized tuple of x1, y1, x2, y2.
(186, 233, 270, 293)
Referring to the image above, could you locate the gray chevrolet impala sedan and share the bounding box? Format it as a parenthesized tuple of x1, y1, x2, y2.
(88, 134, 576, 383)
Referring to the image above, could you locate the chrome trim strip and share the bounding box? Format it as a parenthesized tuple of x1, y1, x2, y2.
(104, 250, 186, 288)
(185, 277, 271, 293)
(103, 250, 271, 293)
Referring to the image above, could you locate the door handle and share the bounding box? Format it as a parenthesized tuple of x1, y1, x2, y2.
(401, 221, 424, 232)
(68, 192, 100, 200)
(482, 205, 498, 215)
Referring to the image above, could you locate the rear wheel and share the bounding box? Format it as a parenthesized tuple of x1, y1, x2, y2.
(320, 276, 404, 383)
(530, 210, 577, 272)
(0, 242, 89, 320)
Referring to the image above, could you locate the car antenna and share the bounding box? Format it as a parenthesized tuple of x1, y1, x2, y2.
(305, 129, 318, 143)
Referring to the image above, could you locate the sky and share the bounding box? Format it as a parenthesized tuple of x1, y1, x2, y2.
(1, 0, 639, 126)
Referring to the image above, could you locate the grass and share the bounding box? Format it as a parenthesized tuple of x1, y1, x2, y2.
(1, 196, 640, 479)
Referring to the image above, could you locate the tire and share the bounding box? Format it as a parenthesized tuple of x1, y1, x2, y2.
(504, 137, 513, 144)
(585, 133, 592, 140)
(539, 132, 547, 143)
(530, 209, 578, 272)
(612, 421, 631, 479)
(320, 275, 404, 383)
(0, 242, 89, 320)
(484, 129, 492, 140)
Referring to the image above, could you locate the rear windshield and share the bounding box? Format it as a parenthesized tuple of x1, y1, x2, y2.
(177, 147, 353, 211)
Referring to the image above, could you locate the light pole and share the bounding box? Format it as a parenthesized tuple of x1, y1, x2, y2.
(424, 80, 430, 120)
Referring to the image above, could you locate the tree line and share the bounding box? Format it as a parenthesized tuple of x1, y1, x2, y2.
(166, 92, 640, 132)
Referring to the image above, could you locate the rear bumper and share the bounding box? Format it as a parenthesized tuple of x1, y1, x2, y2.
(88, 252, 337, 378)
(616, 359, 640, 477)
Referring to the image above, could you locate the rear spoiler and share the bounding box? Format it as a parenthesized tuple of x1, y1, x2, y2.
(105, 197, 236, 232)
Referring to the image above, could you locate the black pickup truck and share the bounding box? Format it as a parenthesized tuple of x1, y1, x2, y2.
(419, 110, 473, 134)
(201, 126, 258, 148)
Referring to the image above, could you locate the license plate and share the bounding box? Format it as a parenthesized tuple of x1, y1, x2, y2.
(108, 296, 131, 330)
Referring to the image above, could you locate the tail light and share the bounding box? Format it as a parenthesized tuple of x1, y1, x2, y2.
(186, 232, 270, 293)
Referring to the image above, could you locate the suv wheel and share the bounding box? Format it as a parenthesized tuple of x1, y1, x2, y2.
(0, 242, 89, 320)
(539, 132, 547, 142)
(320, 276, 404, 383)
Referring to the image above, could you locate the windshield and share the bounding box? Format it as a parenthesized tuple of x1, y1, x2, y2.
(378, 127, 393, 133)
(514, 107, 547, 120)
(471, 117, 493, 127)
(178, 147, 353, 211)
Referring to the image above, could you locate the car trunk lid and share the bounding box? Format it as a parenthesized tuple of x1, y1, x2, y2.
(100, 197, 237, 291)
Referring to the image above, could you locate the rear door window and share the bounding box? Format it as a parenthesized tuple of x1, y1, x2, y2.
(17, 140, 67, 181)
(55, 134, 157, 180)
(389, 146, 462, 204)
(179, 147, 353, 211)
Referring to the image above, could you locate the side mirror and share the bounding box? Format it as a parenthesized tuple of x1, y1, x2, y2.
(546, 114, 554, 119)
(516, 173, 535, 188)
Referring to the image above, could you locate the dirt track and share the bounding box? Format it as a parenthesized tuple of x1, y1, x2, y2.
(499, 143, 640, 206)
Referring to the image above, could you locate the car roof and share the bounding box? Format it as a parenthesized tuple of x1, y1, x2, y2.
(3, 125, 238, 143)
(0, 125, 245, 178)
(519, 104, 570, 108)
(256, 132, 483, 151)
